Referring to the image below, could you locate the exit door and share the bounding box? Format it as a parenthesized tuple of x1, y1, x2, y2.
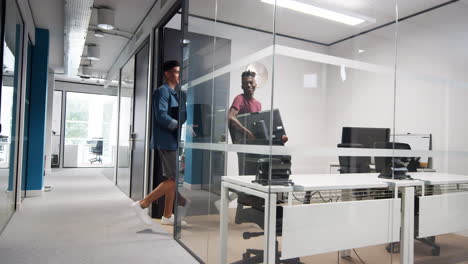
(116, 41, 149, 199)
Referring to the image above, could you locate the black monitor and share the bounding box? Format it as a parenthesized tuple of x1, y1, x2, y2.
(341, 127, 391, 148)
(232, 108, 286, 145)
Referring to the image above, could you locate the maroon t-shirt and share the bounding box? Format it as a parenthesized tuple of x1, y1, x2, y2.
(230, 94, 262, 114)
(229, 94, 262, 143)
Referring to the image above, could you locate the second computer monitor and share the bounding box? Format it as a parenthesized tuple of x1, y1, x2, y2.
(341, 127, 391, 148)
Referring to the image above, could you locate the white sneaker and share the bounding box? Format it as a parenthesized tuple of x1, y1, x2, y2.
(161, 214, 187, 226)
(214, 199, 221, 213)
(177, 199, 191, 219)
(131, 201, 153, 226)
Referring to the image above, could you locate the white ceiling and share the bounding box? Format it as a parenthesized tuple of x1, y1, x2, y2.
(30, 0, 156, 77)
(30, 0, 461, 78)
(85, 0, 156, 77)
(190, 0, 455, 45)
(29, 0, 64, 72)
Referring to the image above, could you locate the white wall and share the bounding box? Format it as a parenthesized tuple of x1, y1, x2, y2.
(44, 72, 55, 176)
(324, 2, 468, 174)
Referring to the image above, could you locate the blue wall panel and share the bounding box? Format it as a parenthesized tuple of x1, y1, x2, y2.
(25, 28, 49, 192)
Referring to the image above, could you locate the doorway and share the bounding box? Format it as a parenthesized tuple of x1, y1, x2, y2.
(116, 41, 150, 199)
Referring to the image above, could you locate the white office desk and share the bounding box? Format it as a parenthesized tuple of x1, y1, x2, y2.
(407, 173, 468, 239)
(220, 174, 422, 264)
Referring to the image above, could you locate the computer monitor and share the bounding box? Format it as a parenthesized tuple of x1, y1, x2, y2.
(232, 108, 286, 145)
(341, 127, 391, 148)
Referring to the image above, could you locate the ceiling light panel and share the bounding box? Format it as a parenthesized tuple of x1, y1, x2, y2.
(261, 0, 375, 26)
(64, 0, 94, 76)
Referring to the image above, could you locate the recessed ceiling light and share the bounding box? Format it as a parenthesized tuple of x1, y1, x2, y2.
(358, 49, 365, 53)
(261, 0, 375, 26)
(97, 8, 115, 30)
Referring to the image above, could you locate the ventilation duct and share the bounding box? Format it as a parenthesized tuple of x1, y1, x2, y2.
(64, 0, 94, 76)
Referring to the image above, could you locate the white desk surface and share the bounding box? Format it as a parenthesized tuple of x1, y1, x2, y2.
(223, 174, 422, 193)
(410, 172, 468, 185)
(223, 176, 294, 193)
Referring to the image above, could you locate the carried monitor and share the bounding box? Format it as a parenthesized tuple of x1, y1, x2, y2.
(232, 108, 286, 145)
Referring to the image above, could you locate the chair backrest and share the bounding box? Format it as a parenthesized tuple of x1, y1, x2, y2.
(374, 142, 414, 172)
(93, 140, 103, 155)
(337, 143, 371, 173)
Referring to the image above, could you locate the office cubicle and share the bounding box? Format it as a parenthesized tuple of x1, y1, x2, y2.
(174, 1, 468, 263)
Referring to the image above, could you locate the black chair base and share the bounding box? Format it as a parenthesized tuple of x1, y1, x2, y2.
(89, 155, 102, 164)
(386, 236, 440, 256)
(232, 241, 303, 264)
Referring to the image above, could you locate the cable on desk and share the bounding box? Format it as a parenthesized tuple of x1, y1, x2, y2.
(353, 249, 366, 264)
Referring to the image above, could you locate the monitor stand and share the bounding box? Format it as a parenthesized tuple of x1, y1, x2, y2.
(378, 167, 410, 180)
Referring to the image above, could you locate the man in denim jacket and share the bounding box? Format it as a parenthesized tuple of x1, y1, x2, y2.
(132, 60, 190, 226)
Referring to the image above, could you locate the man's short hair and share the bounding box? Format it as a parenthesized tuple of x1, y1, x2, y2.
(163, 60, 180, 72)
(241, 70, 256, 79)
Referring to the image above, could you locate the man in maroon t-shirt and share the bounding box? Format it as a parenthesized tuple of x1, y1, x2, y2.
(228, 70, 288, 176)
(228, 70, 262, 144)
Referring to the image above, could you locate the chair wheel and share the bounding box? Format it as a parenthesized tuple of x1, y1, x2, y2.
(431, 247, 440, 256)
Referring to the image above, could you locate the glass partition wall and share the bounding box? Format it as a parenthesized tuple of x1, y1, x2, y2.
(0, 0, 23, 232)
(116, 56, 135, 196)
(174, 1, 468, 263)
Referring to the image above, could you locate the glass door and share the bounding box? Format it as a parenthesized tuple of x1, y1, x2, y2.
(116, 56, 135, 196)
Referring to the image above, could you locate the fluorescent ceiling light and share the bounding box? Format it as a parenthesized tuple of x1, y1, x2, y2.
(261, 0, 374, 26)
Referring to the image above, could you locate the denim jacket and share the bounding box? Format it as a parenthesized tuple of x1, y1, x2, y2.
(151, 83, 186, 150)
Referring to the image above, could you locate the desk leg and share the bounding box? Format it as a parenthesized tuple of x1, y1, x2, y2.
(264, 193, 277, 264)
(220, 182, 229, 264)
(339, 189, 352, 258)
(400, 187, 415, 264)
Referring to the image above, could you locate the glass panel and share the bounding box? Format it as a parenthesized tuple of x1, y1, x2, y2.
(107, 73, 120, 183)
(0, 0, 23, 231)
(395, 1, 468, 262)
(177, 0, 276, 262)
(116, 57, 135, 196)
(63, 92, 118, 168)
(272, 1, 399, 263)
(21, 40, 32, 198)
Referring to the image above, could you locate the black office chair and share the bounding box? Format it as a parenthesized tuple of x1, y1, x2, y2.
(232, 194, 302, 264)
(337, 143, 372, 202)
(337, 143, 371, 173)
(89, 140, 103, 164)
